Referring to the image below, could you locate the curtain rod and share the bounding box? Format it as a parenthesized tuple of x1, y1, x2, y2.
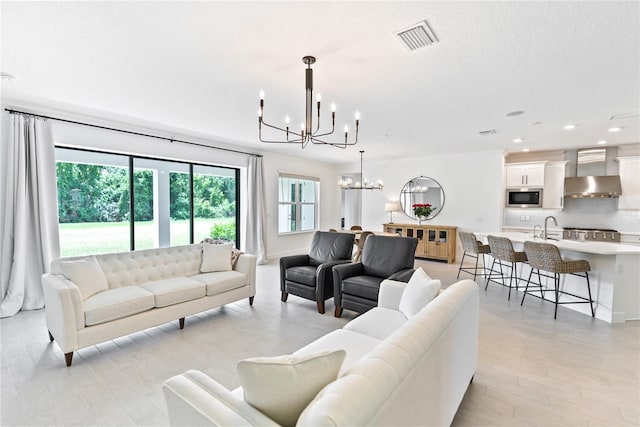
(4, 108, 263, 158)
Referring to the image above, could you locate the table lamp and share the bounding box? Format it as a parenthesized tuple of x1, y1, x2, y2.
(385, 201, 402, 223)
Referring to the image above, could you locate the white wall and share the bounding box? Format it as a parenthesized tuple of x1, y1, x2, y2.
(341, 150, 505, 237)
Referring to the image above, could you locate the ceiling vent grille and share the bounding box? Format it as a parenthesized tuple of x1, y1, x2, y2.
(478, 129, 497, 136)
(394, 20, 438, 51)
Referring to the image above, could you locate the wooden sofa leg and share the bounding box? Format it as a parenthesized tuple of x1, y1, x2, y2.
(65, 352, 73, 367)
(317, 301, 325, 314)
(281, 291, 288, 302)
(334, 306, 343, 318)
(48, 331, 54, 342)
(249, 296, 254, 306)
(470, 375, 474, 384)
(179, 317, 185, 329)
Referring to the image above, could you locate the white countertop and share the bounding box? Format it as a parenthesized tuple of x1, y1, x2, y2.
(477, 231, 640, 255)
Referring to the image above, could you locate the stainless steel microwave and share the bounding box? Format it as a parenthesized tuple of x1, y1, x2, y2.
(506, 188, 543, 208)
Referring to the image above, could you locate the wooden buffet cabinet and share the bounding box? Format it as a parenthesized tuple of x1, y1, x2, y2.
(383, 223, 457, 263)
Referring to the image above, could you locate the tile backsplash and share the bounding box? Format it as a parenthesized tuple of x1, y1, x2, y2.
(503, 198, 640, 232)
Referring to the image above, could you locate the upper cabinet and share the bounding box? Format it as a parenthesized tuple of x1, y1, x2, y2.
(617, 156, 640, 210)
(505, 162, 546, 188)
(542, 161, 567, 209)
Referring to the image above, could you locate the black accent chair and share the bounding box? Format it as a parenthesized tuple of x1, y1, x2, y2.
(280, 231, 355, 314)
(333, 235, 418, 317)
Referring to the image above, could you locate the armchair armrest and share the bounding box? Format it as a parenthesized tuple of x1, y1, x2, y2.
(316, 259, 352, 300)
(378, 279, 408, 310)
(279, 254, 310, 292)
(41, 273, 84, 353)
(388, 268, 415, 283)
(332, 262, 364, 306)
(163, 370, 279, 427)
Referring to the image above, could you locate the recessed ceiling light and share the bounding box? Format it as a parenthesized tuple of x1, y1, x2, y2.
(506, 111, 524, 117)
(597, 140, 608, 145)
(1, 72, 17, 81)
(522, 148, 530, 152)
(512, 138, 524, 143)
(608, 127, 622, 132)
(563, 124, 577, 130)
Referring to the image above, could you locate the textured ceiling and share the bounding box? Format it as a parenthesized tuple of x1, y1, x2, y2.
(1, 1, 639, 164)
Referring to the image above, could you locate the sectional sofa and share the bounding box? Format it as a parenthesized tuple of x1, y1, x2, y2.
(42, 243, 256, 366)
(163, 277, 479, 426)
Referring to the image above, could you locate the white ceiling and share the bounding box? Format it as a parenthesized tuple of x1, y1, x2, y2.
(1, 1, 639, 164)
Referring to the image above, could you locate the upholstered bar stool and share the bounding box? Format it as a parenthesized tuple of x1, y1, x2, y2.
(485, 235, 528, 300)
(521, 241, 595, 319)
(457, 232, 491, 281)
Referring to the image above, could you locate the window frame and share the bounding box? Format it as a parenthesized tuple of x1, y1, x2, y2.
(278, 173, 319, 234)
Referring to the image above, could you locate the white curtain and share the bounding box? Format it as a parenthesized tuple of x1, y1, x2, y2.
(245, 155, 268, 264)
(0, 113, 60, 317)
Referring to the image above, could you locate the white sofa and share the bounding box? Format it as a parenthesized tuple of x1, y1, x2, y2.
(163, 278, 479, 426)
(42, 244, 257, 366)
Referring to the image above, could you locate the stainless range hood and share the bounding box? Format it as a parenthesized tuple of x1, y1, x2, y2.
(564, 148, 622, 198)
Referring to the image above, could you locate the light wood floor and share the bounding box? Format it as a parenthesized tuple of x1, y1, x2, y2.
(1, 258, 638, 426)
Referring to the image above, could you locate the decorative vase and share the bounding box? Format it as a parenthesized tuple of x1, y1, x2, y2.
(418, 217, 423, 225)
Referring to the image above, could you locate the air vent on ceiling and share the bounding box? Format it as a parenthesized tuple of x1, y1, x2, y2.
(394, 20, 438, 51)
(478, 129, 497, 136)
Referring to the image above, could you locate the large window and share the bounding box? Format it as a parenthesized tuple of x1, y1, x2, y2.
(278, 174, 319, 233)
(55, 148, 239, 256)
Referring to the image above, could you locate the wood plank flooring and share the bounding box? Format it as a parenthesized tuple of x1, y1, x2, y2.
(1, 258, 638, 426)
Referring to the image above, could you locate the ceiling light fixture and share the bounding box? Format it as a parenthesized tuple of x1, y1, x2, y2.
(608, 127, 622, 132)
(563, 124, 577, 130)
(513, 138, 524, 143)
(597, 140, 608, 145)
(258, 56, 359, 149)
(339, 151, 383, 190)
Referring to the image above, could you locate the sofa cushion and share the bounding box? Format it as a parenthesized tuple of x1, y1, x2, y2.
(237, 350, 346, 427)
(191, 270, 247, 295)
(399, 268, 441, 318)
(201, 242, 233, 273)
(84, 287, 155, 326)
(293, 329, 381, 376)
(59, 256, 108, 300)
(138, 277, 205, 308)
(341, 275, 385, 301)
(285, 265, 317, 286)
(343, 307, 408, 340)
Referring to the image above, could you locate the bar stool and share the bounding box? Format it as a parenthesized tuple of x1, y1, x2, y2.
(485, 235, 528, 300)
(457, 232, 491, 281)
(521, 241, 595, 319)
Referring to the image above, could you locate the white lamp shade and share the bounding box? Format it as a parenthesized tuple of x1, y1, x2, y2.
(385, 201, 402, 212)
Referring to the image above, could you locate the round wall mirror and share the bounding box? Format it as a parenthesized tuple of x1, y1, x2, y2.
(399, 176, 445, 220)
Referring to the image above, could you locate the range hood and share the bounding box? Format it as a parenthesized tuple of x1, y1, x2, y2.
(564, 148, 622, 198)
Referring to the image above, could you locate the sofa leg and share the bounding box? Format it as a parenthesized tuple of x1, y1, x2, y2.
(48, 331, 54, 342)
(281, 291, 288, 302)
(334, 306, 343, 318)
(65, 352, 73, 367)
(317, 301, 325, 314)
(470, 375, 474, 384)
(249, 296, 254, 306)
(178, 317, 185, 329)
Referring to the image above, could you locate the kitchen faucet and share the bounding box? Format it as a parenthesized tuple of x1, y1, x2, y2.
(544, 216, 558, 240)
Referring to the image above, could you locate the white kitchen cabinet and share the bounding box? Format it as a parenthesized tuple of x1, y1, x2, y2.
(505, 162, 546, 188)
(542, 161, 567, 209)
(617, 156, 640, 210)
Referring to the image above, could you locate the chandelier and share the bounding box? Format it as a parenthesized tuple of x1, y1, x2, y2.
(258, 55, 359, 149)
(339, 151, 383, 190)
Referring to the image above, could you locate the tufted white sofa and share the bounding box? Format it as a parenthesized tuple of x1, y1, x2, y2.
(42, 244, 256, 366)
(163, 279, 479, 426)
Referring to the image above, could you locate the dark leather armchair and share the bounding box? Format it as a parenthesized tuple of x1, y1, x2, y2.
(333, 235, 418, 317)
(280, 231, 355, 314)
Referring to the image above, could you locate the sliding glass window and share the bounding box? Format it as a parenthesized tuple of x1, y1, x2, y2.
(55, 148, 239, 256)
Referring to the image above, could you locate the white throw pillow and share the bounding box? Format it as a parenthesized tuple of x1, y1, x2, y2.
(200, 242, 233, 272)
(237, 350, 346, 427)
(398, 267, 441, 318)
(59, 256, 109, 300)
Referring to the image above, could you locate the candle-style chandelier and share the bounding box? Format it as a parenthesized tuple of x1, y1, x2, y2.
(258, 55, 360, 149)
(339, 151, 383, 190)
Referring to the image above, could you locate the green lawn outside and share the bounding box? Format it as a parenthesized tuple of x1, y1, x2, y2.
(59, 218, 235, 257)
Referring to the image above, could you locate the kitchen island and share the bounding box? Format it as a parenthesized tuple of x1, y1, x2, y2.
(476, 232, 640, 324)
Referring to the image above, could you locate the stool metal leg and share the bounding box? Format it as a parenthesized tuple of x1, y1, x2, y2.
(521, 268, 534, 306)
(485, 258, 497, 291)
(585, 272, 595, 317)
(457, 251, 467, 279)
(554, 273, 560, 320)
